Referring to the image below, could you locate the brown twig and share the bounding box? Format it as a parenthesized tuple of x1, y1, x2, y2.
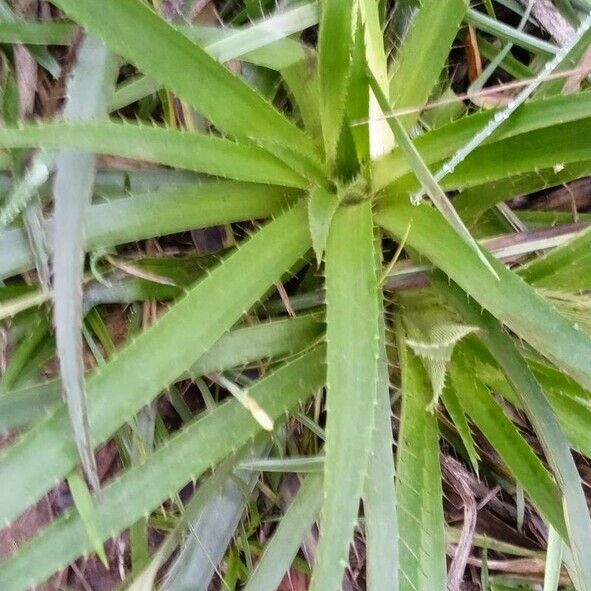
(443, 456, 478, 591)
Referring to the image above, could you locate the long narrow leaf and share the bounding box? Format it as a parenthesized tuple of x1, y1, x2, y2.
(0, 347, 326, 591)
(388, 0, 467, 130)
(310, 200, 379, 591)
(0, 182, 296, 280)
(0, 203, 312, 525)
(375, 197, 591, 391)
(438, 277, 591, 591)
(318, 0, 357, 168)
(50, 0, 317, 158)
(363, 302, 399, 591)
(52, 34, 118, 492)
(396, 326, 446, 591)
(0, 122, 308, 188)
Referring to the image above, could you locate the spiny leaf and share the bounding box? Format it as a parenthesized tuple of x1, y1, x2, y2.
(0, 347, 326, 591)
(363, 293, 399, 591)
(0, 182, 297, 281)
(396, 324, 446, 591)
(310, 200, 379, 591)
(49, 0, 317, 159)
(308, 187, 339, 265)
(0, 203, 312, 526)
(375, 196, 591, 392)
(52, 34, 119, 493)
(0, 122, 308, 188)
(318, 0, 357, 169)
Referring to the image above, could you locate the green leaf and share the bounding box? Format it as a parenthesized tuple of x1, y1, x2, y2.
(66, 468, 108, 567)
(371, 91, 591, 192)
(0, 182, 296, 281)
(308, 187, 339, 264)
(162, 443, 267, 591)
(440, 383, 480, 473)
(49, 0, 317, 158)
(396, 326, 446, 591)
(375, 196, 591, 392)
(282, 53, 322, 140)
(52, 34, 118, 493)
(244, 473, 323, 591)
(449, 349, 566, 536)
(0, 122, 308, 188)
(0, 21, 76, 45)
(519, 226, 591, 291)
(543, 527, 563, 591)
(310, 200, 379, 591)
(389, 0, 468, 130)
(0, 203, 312, 526)
(439, 278, 591, 591)
(358, 0, 394, 157)
(455, 160, 591, 226)
(0, 347, 326, 591)
(318, 0, 357, 169)
(363, 297, 399, 591)
(369, 74, 498, 278)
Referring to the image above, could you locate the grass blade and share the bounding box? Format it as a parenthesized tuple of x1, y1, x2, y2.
(243, 473, 323, 591)
(310, 200, 379, 591)
(52, 34, 118, 492)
